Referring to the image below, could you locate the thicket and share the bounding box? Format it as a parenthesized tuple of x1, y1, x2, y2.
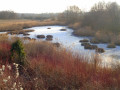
(59, 2, 120, 33)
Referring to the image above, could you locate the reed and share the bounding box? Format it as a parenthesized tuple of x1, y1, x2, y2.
(0, 38, 119, 89)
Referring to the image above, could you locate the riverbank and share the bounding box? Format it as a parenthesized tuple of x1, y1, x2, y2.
(0, 34, 120, 89)
(67, 22, 120, 48)
(0, 19, 119, 48)
(0, 19, 65, 32)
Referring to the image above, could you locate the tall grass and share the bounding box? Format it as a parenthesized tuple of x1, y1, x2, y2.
(0, 20, 119, 89)
(0, 19, 65, 32)
(0, 36, 120, 89)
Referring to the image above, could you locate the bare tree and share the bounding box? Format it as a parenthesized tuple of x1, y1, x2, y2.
(63, 5, 82, 24)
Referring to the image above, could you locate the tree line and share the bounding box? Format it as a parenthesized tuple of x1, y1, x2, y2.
(0, 11, 18, 19)
(59, 2, 120, 33)
(0, 10, 58, 20)
(1, 2, 120, 33)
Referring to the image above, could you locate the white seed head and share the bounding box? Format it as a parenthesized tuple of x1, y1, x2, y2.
(7, 65, 11, 70)
(16, 72, 19, 78)
(3, 79, 7, 83)
(0, 71, 3, 76)
(13, 82, 16, 88)
(11, 88, 13, 90)
(8, 76, 11, 80)
(0, 69, 2, 72)
(20, 87, 23, 90)
(15, 64, 19, 67)
(14, 88, 17, 90)
(0, 69, 3, 75)
(2, 65, 5, 71)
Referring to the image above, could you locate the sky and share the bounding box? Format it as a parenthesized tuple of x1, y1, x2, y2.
(0, 0, 120, 13)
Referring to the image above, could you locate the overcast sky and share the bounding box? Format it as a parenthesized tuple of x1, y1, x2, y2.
(0, 0, 120, 13)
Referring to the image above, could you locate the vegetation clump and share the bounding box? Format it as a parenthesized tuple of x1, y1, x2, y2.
(46, 35, 53, 41)
(90, 38, 100, 44)
(84, 44, 98, 50)
(8, 29, 34, 35)
(60, 28, 67, 31)
(47, 27, 51, 29)
(79, 39, 89, 43)
(53, 42, 60, 47)
(46, 35, 53, 38)
(107, 43, 116, 48)
(46, 38, 53, 41)
(81, 42, 90, 46)
(23, 33, 30, 36)
(37, 35, 45, 38)
(96, 48, 105, 53)
(24, 37, 31, 40)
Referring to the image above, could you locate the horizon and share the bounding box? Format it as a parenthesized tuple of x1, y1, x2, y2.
(0, 0, 120, 13)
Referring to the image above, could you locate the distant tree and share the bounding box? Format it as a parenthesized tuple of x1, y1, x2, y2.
(82, 2, 120, 33)
(63, 5, 82, 24)
(0, 11, 18, 19)
(106, 2, 120, 32)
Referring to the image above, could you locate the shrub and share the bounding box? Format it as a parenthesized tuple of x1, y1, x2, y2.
(10, 40, 28, 66)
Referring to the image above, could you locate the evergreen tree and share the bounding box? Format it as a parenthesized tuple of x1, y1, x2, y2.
(10, 40, 28, 66)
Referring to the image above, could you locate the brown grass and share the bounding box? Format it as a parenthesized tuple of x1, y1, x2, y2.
(7, 29, 35, 35)
(73, 26, 95, 36)
(68, 22, 81, 29)
(0, 20, 120, 89)
(0, 37, 119, 89)
(0, 19, 65, 32)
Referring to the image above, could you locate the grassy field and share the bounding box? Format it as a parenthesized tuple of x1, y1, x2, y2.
(0, 19, 65, 32)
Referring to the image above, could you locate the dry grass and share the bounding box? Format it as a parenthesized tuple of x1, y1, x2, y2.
(0, 20, 120, 89)
(7, 29, 35, 35)
(0, 20, 40, 31)
(73, 26, 95, 36)
(68, 22, 81, 29)
(0, 19, 65, 32)
(0, 37, 120, 89)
